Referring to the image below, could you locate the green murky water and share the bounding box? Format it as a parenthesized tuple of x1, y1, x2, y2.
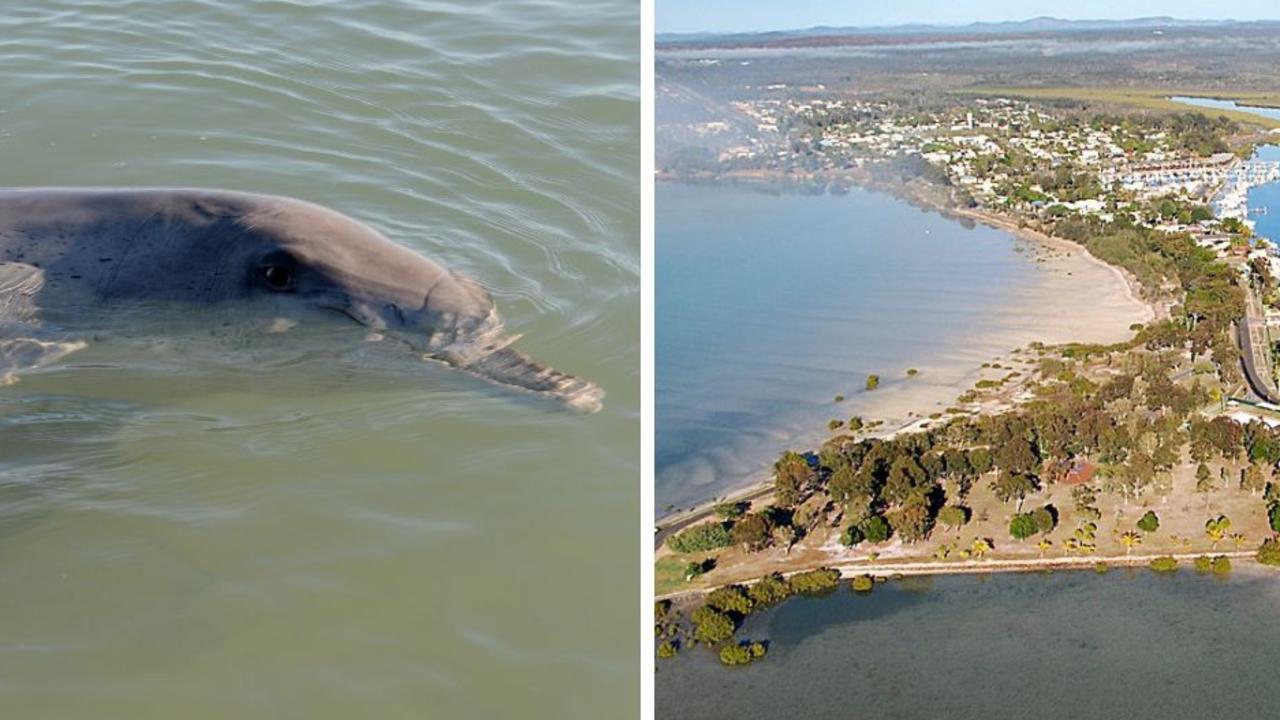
(0, 2, 638, 717)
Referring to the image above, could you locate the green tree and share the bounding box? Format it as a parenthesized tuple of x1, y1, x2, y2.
(731, 512, 774, 552)
(993, 471, 1037, 508)
(773, 451, 816, 506)
(1269, 505, 1280, 534)
(1009, 513, 1037, 541)
(839, 524, 865, 547)
(883, 455, 928, 506)
(1031, 505, 1057, 535)
(888, 495, 934, 543)
(866, 374, 880, 390)
(1195, 462, 1214, 494)
(1137, 510, 1160, 533)
(1242, 462, 1268, 495)
(937, 505, 969, 532)
(968, 448, 994, 475)
(995, 436, 1039, 475)
(860, 515, 892, 543)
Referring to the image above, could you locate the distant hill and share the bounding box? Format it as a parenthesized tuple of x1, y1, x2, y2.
(656, 16, 1278, 46)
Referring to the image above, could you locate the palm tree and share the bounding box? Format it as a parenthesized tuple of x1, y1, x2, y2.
(1119, 531, 1142, 555)
(1206, 515, 1232, 549)
(971, 537, 992, 559)
(1037, 538, 1053, 557)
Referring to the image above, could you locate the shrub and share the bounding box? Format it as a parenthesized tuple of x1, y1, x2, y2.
(1148, 556, 1178, 573)
(1211, 555, 1232, 574)
(1269, 505, 1280, 533)
(657, 641, 678, 659)
(789, 568, 840, 594)
(705, 586, 753, 615)
(1194, 556, 1212, 573)
(713, 502, 747, 520)
(866, 374, 880, 390)
(828, 419, 844, 431)
(907, 368, 919, 377)
(666, 522, 731, 554)
(748, 573, 792, 606)
(1137, 511, 1160, 533)
(851, 574, 874, 593)
(1094, 562, 1110, 574)
(834, 394, 845, 402)
(693, 608, 735, 645)
(719, 641, 767, 666)
(1259, 538, 1280, 566)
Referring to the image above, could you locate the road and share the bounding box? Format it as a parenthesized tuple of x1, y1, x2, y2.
(1237, 281, 1280, 404)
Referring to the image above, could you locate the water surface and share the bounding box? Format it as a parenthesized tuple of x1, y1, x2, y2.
(657, 570, 1280, 719)
(1246, 144, 1280, 244)
(0, 2, 638, 718)
(1170, 95, 1280, 121)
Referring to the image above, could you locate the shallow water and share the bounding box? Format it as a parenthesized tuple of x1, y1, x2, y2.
(657, 569, 1280, 719)
(1170, 95, 1280, 121)
(0, 2, 637, 717)
(655, 182, 1139, 514)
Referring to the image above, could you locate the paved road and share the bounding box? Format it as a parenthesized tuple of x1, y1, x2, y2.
(1238, 283, 1280, 403)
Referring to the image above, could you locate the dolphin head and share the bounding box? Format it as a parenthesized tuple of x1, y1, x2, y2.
(228, 195, 603, 412)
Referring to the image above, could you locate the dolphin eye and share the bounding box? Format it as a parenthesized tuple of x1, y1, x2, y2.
(262, 264, 294, 291)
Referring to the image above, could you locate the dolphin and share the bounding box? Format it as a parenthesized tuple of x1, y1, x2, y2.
(0, 188, 604, 412)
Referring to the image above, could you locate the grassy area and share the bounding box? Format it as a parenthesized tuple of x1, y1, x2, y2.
(957, 86, 1280, 129)
(656, 554, 704, 597)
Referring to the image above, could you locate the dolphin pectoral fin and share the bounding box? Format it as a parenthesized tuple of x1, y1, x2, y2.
(0, 337, 88, 384)
(444, 344, 605, 413)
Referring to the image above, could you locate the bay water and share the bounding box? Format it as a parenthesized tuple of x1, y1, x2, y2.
(657, 569, 1280, 719)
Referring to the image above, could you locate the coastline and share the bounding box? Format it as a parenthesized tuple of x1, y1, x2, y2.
(657, 549, 1260, 601)
(656, 173, 1163, 529)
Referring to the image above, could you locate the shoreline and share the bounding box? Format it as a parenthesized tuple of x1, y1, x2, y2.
(656, 173, 1163, 528)
(657, 550, 1260, 601)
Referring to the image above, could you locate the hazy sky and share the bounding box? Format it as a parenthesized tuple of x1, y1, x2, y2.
(657, 1, 1280, 35)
